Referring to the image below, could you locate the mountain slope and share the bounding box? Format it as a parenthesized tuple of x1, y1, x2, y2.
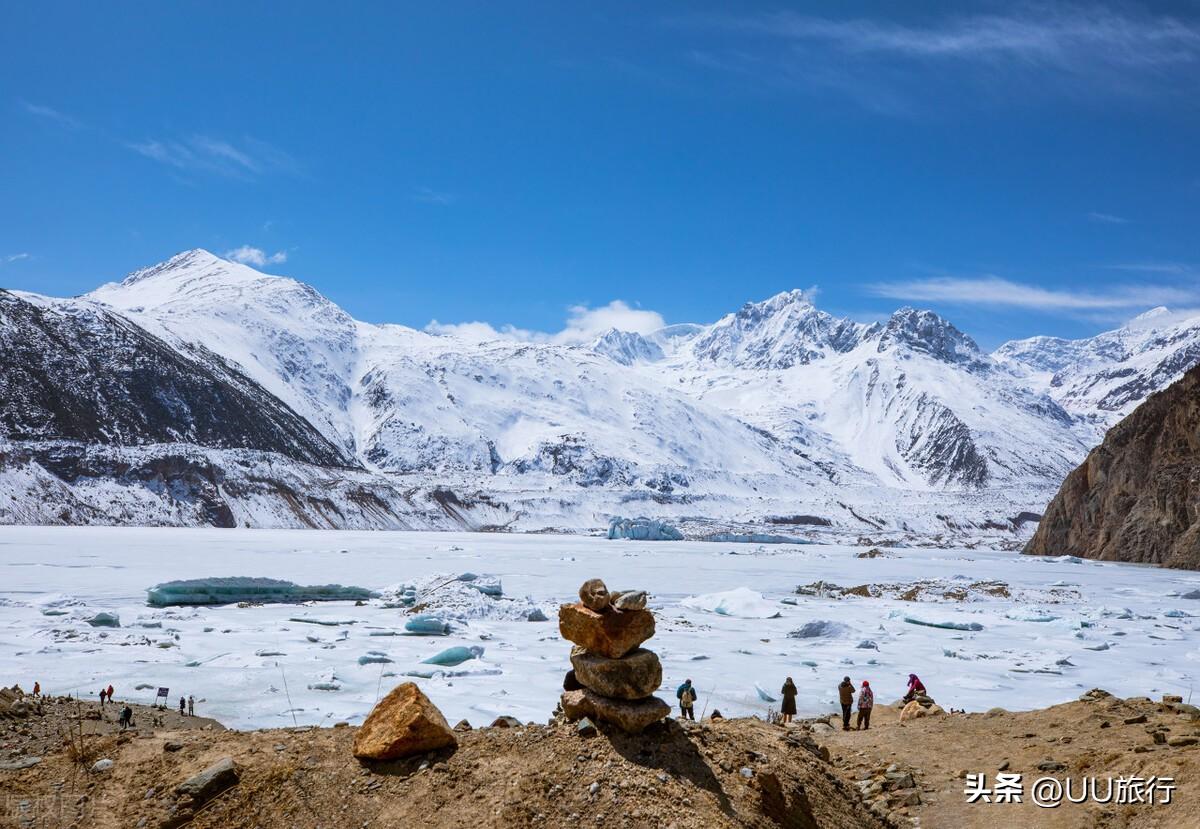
(996, 307, 1200, 430)
(1024, 363, 1200, 568)
(0, 247, 1184, 539)
(0, 288, 459, 530)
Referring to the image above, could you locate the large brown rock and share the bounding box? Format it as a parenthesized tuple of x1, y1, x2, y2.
(570, 646, 662, 700)
(1025, 363, 1200, 569)
(558, 603, 654, 659)
(352, 682, 457, 760)
(560, 688, 669, 734)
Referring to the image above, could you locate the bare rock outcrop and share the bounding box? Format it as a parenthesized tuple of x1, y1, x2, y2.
(352, 682, 456, 760)
(1025, 363, 1200, 569)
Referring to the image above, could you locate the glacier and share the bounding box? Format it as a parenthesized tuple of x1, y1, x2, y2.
(4, 526, 1200, 731)
(146, 577, 376, 607)
(607, 517, 684, 541)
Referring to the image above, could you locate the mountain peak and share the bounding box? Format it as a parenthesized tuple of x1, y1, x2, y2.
(876, 307, 985, 365)
(119, 248, 229, 286)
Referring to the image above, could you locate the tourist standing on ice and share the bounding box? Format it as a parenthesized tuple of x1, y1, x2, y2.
(903, 673, 926, 703)
(838, 676, 855, 730)
(856, 680, 874, 730)
(676, 679, 697, 720)
(780, 677, 798, 724)
(187, 695, 194, 716)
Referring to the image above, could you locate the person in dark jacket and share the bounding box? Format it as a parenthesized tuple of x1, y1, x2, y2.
(676, 679, 697, 720)
(119, 705, 133, 730)
(838, 676, 855, 730)
(780, 677, 798, 724)
(856, 680, 874, 730)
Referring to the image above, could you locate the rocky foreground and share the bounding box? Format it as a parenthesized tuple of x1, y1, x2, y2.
(3, 686, 1199, 828)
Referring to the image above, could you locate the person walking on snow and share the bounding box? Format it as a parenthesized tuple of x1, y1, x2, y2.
(187, 695, 194, 716)
(838, 676, 855, 731)
(780, 677, 798, 724)
(676, 679, 697, 721)
(856, 680, 874, 730)
(32, 682, 40, 697)
(903, 673, 926, 703)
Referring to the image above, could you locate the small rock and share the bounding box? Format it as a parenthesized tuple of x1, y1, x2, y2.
(739, 767, 754, 779)
(162, 741, 184, 753)
(1168, 736, 1198, 747)
(453, 719, 473, 732)
(1037, 760, 1066, 772)
(1124, 714, 1147, 725)
(91, 759, 113, 773)
(175, 757, 239, 804)
(576, 717, 598, 737)
(998, 760, 1010, 772)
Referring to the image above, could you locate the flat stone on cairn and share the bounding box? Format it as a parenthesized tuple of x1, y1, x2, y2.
(558, 578, 667, 733)
(570, 646, 661, 700)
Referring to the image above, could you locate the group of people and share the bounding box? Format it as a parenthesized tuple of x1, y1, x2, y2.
(675, 672, 929, 731)
(97, 684, 115, 705)
(179, 695, 195, 716)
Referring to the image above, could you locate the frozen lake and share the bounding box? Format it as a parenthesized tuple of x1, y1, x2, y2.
(2, 527, 1198, 730)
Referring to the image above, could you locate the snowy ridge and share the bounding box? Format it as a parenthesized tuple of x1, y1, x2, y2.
(995, 307, 1200, 430)
(2, 248, 1198, 538)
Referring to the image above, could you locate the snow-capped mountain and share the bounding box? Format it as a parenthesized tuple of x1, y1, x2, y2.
(4, 248, 1197, 539)
(995, 307, 1200, 429)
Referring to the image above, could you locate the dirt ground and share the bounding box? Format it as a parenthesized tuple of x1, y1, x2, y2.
(1, 696, 883, 829)
(819, 692, 1200, 829)
(3, 689, 1198, 829)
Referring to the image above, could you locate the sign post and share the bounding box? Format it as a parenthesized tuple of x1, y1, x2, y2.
(155, 687, 169, 709)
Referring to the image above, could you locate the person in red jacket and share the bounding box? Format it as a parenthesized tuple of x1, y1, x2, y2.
(903, 673, 926, 702)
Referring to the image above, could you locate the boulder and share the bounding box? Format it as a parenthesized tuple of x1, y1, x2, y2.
(352, 682, 456, 760)
(579, 579, 611, 612)
(899, 701, 928, 723)
(175, 757, 239, 803)
(610, 590, 648, 611)
(570, 647, 662, 700)
(558, 603, 654, 659)
(563, 670, 583, 692)
(560, 688, 669, 734)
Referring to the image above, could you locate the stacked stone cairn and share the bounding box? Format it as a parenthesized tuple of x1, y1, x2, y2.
(558, 578, 669, 734)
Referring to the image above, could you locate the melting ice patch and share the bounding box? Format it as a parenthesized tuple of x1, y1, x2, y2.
(146, 577, 375, 607)
(682, 588, 782, 619)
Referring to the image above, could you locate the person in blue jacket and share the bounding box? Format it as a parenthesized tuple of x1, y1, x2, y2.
(676, 678, 697, 720)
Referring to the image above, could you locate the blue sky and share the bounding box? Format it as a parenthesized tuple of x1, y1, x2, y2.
(2, 1, 1198, 349)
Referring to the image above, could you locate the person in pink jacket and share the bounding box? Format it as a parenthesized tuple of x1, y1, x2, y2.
(903, 673, 926, 702)
(856, 680, 874, 730)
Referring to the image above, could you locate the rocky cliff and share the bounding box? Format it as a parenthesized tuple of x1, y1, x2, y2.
(1024, 363, 1200, 568)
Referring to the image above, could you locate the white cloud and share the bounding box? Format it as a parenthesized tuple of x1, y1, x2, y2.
(679, 6, 1200, 109)
(867, 275, 1200, 311)
(425, 300, 667, 344)
(224, 246, 288, 267)
(20, 100, 81, 129)
(2, 252, 30, 264)
(127, 136, 297, 179)
(1087, 211, 1128, 224)
(412, 187, 457, 206)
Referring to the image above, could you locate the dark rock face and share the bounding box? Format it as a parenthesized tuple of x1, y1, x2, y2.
(0, 290, 347, 466)
(1025, 364, 1200, 569)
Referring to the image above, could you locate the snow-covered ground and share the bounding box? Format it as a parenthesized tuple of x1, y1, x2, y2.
(2, 527, 1198, 731)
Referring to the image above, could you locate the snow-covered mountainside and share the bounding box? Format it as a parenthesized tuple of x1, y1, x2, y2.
(995, 307, 1200, 430)
(3, 248, 1194, 540)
